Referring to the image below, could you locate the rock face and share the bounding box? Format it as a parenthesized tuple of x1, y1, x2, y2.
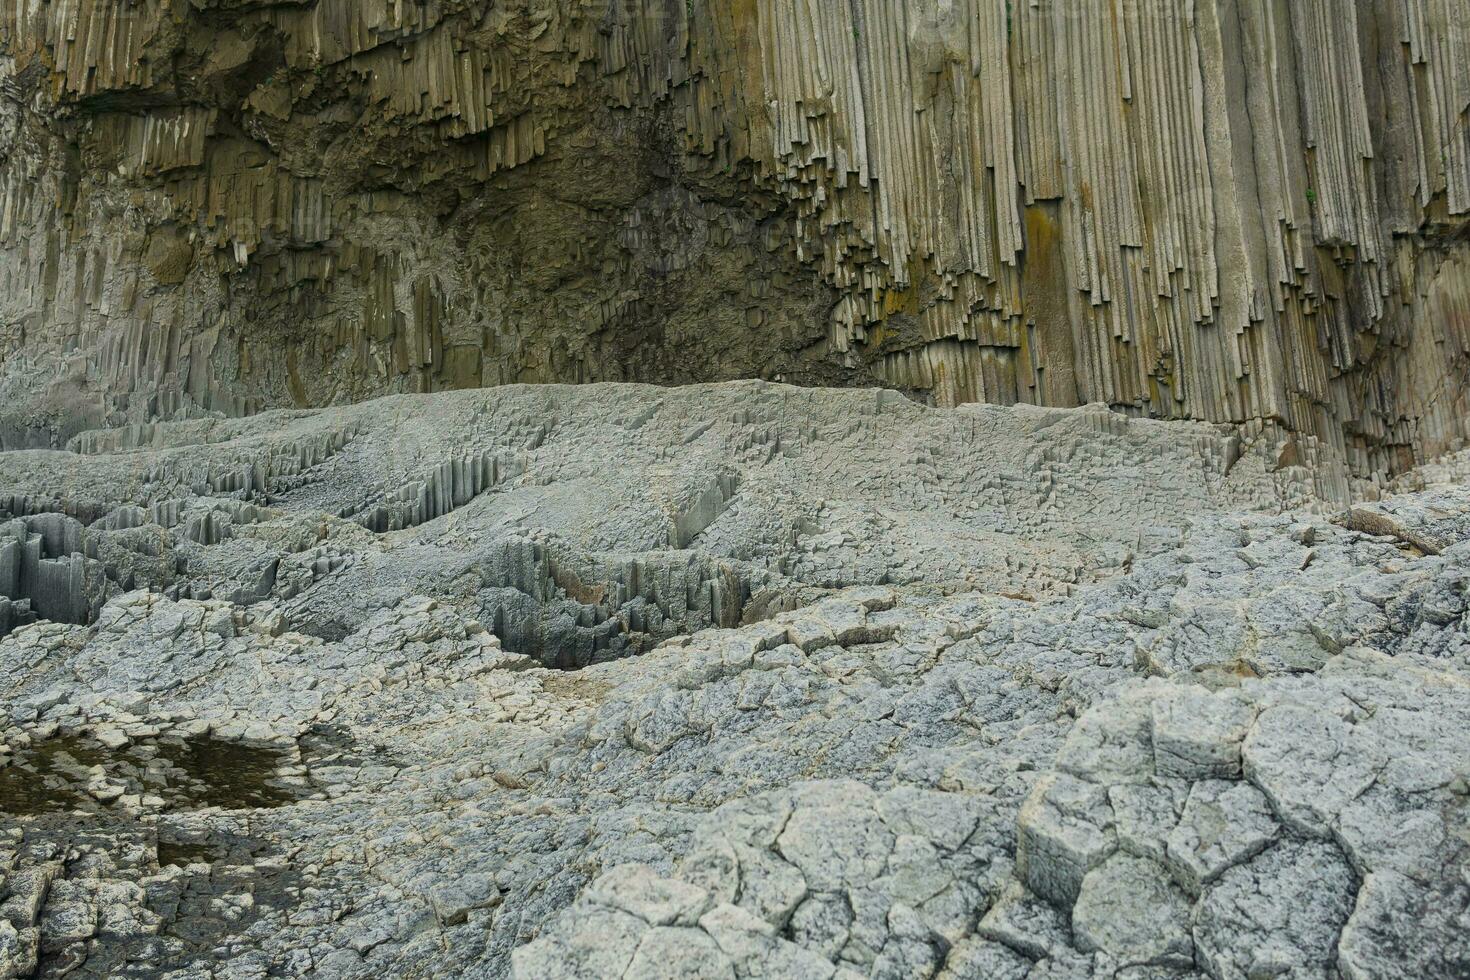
(3, 2, 1470, 975)
(2, 1, 1469, 477)
(0, 381, 1468, 978)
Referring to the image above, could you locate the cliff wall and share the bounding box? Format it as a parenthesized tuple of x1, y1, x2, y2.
(1, 0, 1467, 476)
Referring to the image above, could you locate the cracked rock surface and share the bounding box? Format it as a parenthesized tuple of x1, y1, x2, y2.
(0, 382, 1466, 978)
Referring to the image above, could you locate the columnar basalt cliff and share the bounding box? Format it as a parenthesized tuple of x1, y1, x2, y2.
(1, 0, 1468, 475)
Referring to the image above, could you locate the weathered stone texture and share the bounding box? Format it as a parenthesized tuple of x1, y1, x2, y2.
(0, 381, 1469, 977)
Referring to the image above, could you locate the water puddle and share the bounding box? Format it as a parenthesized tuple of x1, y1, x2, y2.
(0, 726, 332, 976)
(153, 736, 300, 809)
(0, 735, 106, 815)
(155, 836, 227, 868)
(0, 731, 307, 816)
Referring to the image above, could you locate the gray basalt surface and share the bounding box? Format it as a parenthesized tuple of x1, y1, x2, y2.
(0, 382, 1466, 978)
